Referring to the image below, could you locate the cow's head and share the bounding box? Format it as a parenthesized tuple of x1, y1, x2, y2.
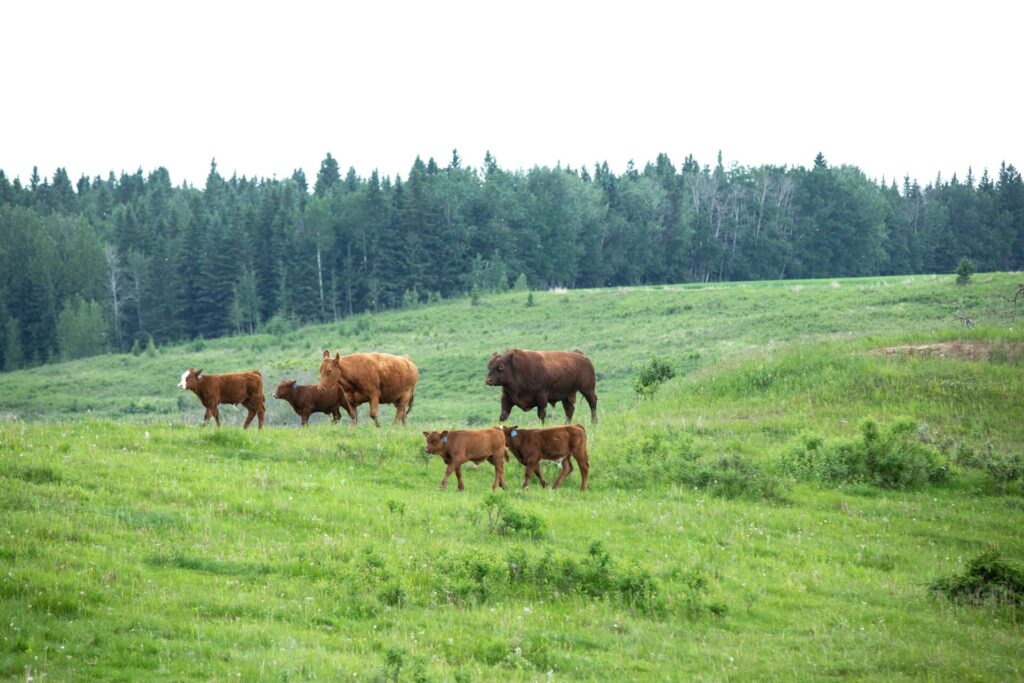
(178, 368, 202, 391)
(500, 425, 521, 447)
(273, 379, 297, 400)
(486, 351, 512, 386)
(422, 430, 449, 455)
(318, 350, 343, 392)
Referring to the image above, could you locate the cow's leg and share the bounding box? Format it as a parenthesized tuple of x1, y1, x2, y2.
(536, 394, 548, 423)
(331, 409, 341, 423)
(521, 463, 534, 490)
(346, 404, 359, 426)
(576, 452, 590, 491)
(211, 405, 222, 427)
(582, 389, 598, 423)
(300, 410, 310, 427)
(561, 398, 576, 423)
(534, 463, 550, 488)
(499, 392, 513, 422)
(368, 394, 381, 428)
(441, 453, 467, 490)
(257, 400, 265, 429)
(552, 457, 574, 489)
(489, 453, 506, 490)
(242, 400, 256, 429)
(202, 406, 212, 425)
(392, 398, 406, 426)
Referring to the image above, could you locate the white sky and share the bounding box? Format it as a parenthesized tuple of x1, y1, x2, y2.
(2, 0, 1021, 188)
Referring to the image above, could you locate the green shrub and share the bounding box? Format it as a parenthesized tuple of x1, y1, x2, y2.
(955, 257, 976, 285)
(783, 418, 948, 488)
(931, 547, 1024, 607)
(612, 429, 787, 500)
(634, 357, 676, 398)
(483, 493, 545, 538)
(263, 315, 290, 337)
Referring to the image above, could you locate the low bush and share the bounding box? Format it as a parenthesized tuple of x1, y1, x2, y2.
(782, 418, 948, 488)
(483, 493, 545, 538)
(931, 547, 1024, 607)
(633, 357, 676, 398)
(614, 429, 787, 501)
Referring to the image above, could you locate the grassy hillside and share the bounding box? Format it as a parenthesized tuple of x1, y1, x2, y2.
(2, 273, 1023, 680)
(0, 271, 1020, 427)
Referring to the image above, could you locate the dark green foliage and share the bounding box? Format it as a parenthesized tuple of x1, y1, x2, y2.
(56, 297, 108, 361)
(633, 357, 676, 398)
(2, 152, 1024, 370)
(931, 547, 1024, 607)
(955, 443, 1024, 487)
(783, 418, 948, 488)
(616, 429, 787, 501)
(955, 257, 977, 285)
(483, 493, 545, 538)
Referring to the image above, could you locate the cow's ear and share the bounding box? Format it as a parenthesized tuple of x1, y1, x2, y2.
(335, 352, 341, 361)
(441, 430, 449, 443)
(196, 368, 203, 377)
(322, 349, 330, 359)
(422, 431, 429, 437)
(491, 351, 498, 358)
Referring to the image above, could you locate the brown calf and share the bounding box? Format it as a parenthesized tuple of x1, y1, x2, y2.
(502, 424, 589, 491)
(318, 350, 419, 426)
(423, 428, 509, 492)
(273, 379, 353, 426)
(178, 368, 265, 428)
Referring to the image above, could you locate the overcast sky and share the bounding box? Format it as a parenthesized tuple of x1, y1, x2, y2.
(3, 1, 1020, 189)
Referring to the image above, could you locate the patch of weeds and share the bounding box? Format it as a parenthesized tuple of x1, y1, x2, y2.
(370, 646, 429, 683)
(483, 493, 545, 538)
(505, 542, 665, 614)
(689, 453, 788, 502)
(782, 418, 948, 489)
(615, 430, 787, 501)
(377, 581, 408, 608)
(4, 464, 62, 485)
(955, 442, 1023, 489)
(931, 547, 1024, 610)
(677, 567, 727, 618)
(634, 357, 676, 398)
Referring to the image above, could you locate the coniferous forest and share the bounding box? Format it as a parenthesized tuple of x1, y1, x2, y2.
(1, 150, 1022, 370)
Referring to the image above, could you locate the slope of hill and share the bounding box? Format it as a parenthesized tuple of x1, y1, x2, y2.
(1, 273, 1023, 680)
(0, 272, 1019, 427)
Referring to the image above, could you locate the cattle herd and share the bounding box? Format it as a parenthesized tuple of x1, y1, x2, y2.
(176, 348, 598, 491)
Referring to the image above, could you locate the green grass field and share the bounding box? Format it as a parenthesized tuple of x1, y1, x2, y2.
(2, 273, 1023, 680)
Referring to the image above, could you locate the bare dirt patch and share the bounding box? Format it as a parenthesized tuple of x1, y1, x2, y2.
(871, 341, 1024, 363)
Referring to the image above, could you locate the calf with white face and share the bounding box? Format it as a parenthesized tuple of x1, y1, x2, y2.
(177, 367, 266, 428)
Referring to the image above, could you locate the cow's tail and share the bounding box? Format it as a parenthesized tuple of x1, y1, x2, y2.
(250, 369, 262, 377)
(407, 393, 415, 415)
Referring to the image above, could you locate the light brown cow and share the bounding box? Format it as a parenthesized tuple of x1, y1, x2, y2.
(178, 368, 265, 428)
(502, 424, 589, 491)
(317, 350, 418, 426)
(422, 427, 509, 491)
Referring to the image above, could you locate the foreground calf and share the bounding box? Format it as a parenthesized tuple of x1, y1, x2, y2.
(422, 427, 509, 491)
(178, 367, 265, 428)
(502, 424, 589, 491)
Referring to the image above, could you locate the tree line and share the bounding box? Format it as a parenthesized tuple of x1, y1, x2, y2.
(1, 150, 1022, 370)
